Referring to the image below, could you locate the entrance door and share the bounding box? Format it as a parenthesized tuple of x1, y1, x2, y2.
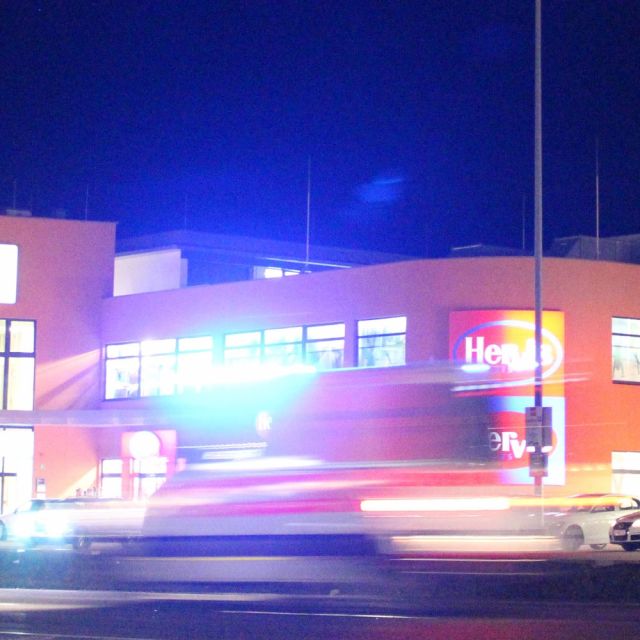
(0, 426, 34, 514)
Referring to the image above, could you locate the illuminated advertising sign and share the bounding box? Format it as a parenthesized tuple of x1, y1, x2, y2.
(449, 310, 565, 485)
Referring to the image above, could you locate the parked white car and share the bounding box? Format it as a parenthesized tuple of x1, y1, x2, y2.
(546, 493, 640, 551)
(609, 510, 640, 551)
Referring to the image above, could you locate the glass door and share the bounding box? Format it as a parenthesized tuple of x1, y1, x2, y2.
(0, 427, 34, 514)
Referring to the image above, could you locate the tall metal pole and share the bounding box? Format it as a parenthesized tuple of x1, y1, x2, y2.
(533, 0, 544, 496)
(305, 157, 311, 271)
(534, 0, 543, 411)
(595, 137, 600, 259)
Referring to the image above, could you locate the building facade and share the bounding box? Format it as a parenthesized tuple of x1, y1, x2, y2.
(2, 214, 640, 512)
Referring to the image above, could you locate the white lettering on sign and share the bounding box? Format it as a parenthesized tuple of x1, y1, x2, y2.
(464, 336, 554, 372)
(451, 319, 564, 389)
(488, 430, 528, 459)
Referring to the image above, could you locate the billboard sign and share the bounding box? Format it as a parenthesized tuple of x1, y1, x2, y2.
(449, 310, 565, 485)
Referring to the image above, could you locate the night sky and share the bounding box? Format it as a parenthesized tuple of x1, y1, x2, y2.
(1, 1, 638, 257)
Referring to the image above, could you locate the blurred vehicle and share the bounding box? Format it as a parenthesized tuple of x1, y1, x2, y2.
(609, 510, 640, 551)
(0, 497, 144, 549)
(114, 454, 555, 587)
(545, 493, 640, 551)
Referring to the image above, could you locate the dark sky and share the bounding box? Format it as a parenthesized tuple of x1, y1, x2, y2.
(1, 1, 638, 257)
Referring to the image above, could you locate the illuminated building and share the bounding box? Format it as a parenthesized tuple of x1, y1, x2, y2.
(1, 213, 640, 509)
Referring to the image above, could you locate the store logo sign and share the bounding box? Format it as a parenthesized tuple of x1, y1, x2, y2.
(452, 319, 564, 387)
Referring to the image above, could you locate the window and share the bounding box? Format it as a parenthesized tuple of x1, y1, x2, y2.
(253, 266, 300, 279)
(105, 342, 141, 399)
(0, 319, 35, 410)
(0, 244, 18, 304)
(105, 336, 214, 399)
(264, 326, 303, 367)
(177, 336, 213, 393)
(357, 316, 406, 368)
(100, 459, 123, 499)
(225, 323, 345, 371)
(105, 322, 346, 400)
(305, 323, 345, 370)
(224, 331, 262, 368)
(141, 339, 177, 397)
(612, 317, 640, 383)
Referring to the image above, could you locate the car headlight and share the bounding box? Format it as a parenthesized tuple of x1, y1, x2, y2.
(13, 516, 37, 539)
(41, 514, 71, 537)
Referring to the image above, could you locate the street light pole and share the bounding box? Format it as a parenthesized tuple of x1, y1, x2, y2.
(533, 0, 545, 497)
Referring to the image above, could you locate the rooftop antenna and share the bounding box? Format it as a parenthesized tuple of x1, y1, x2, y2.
(84, 184, 90, 220)
(305, 156, 311, 271)
(521, 194, 527, 251)
(595, 137, 600, 259)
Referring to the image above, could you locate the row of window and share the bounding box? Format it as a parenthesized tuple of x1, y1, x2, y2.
(1, 315, 639, 408)
(0, 319, 35, 410)
(105, 316, 407, 399)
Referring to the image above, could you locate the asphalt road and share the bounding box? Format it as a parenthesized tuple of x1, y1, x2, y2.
(0, 542, 640, 639)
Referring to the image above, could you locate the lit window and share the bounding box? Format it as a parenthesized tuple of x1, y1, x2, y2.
(177, 336, 214, 393)
(100, 459, 123, 499)
(305, 323, 345, 370)
(9, 320, 35, 353)
(141, 354, 176, 397)
(140, 340, 177, 397)
(612, 317, 640, 383)
(0, 244, 18, 304)
(0, 319, 35, 410)
(264, 326, 303, 367)
(357, 316, 406, 368)
(224, 331, 262, 367)
(105, 354, 140, 399)
(106, 343, 139, 359)
(178, 336, 213, 352)
(256, 266, 301, 279)
(141, 338, 176, 356)
(105, 336, 214, 399)
(7, 359, 34, 409)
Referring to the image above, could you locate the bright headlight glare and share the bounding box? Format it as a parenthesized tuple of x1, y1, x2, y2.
(13, 517, 36, 538)
(42, 514, 70, 537)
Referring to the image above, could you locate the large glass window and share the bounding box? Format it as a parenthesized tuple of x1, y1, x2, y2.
(224, 331, 262, 368)
(176, 336, 213, 393)
(105, 343, 141, 399)
(357, 316, 406, 368)
(141, 339, 177, 397)
(612, 317, 640, 383)
(225, 324, 345, 371)
(0, 244, 18, 304)
(263, 327, 303, 367)
(105, 336, 214, 399)
(305, 323, 345, 370)
(100, 459, 123, 499)
(105, 321, 349, 400)
(0, 319, 35, 410)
